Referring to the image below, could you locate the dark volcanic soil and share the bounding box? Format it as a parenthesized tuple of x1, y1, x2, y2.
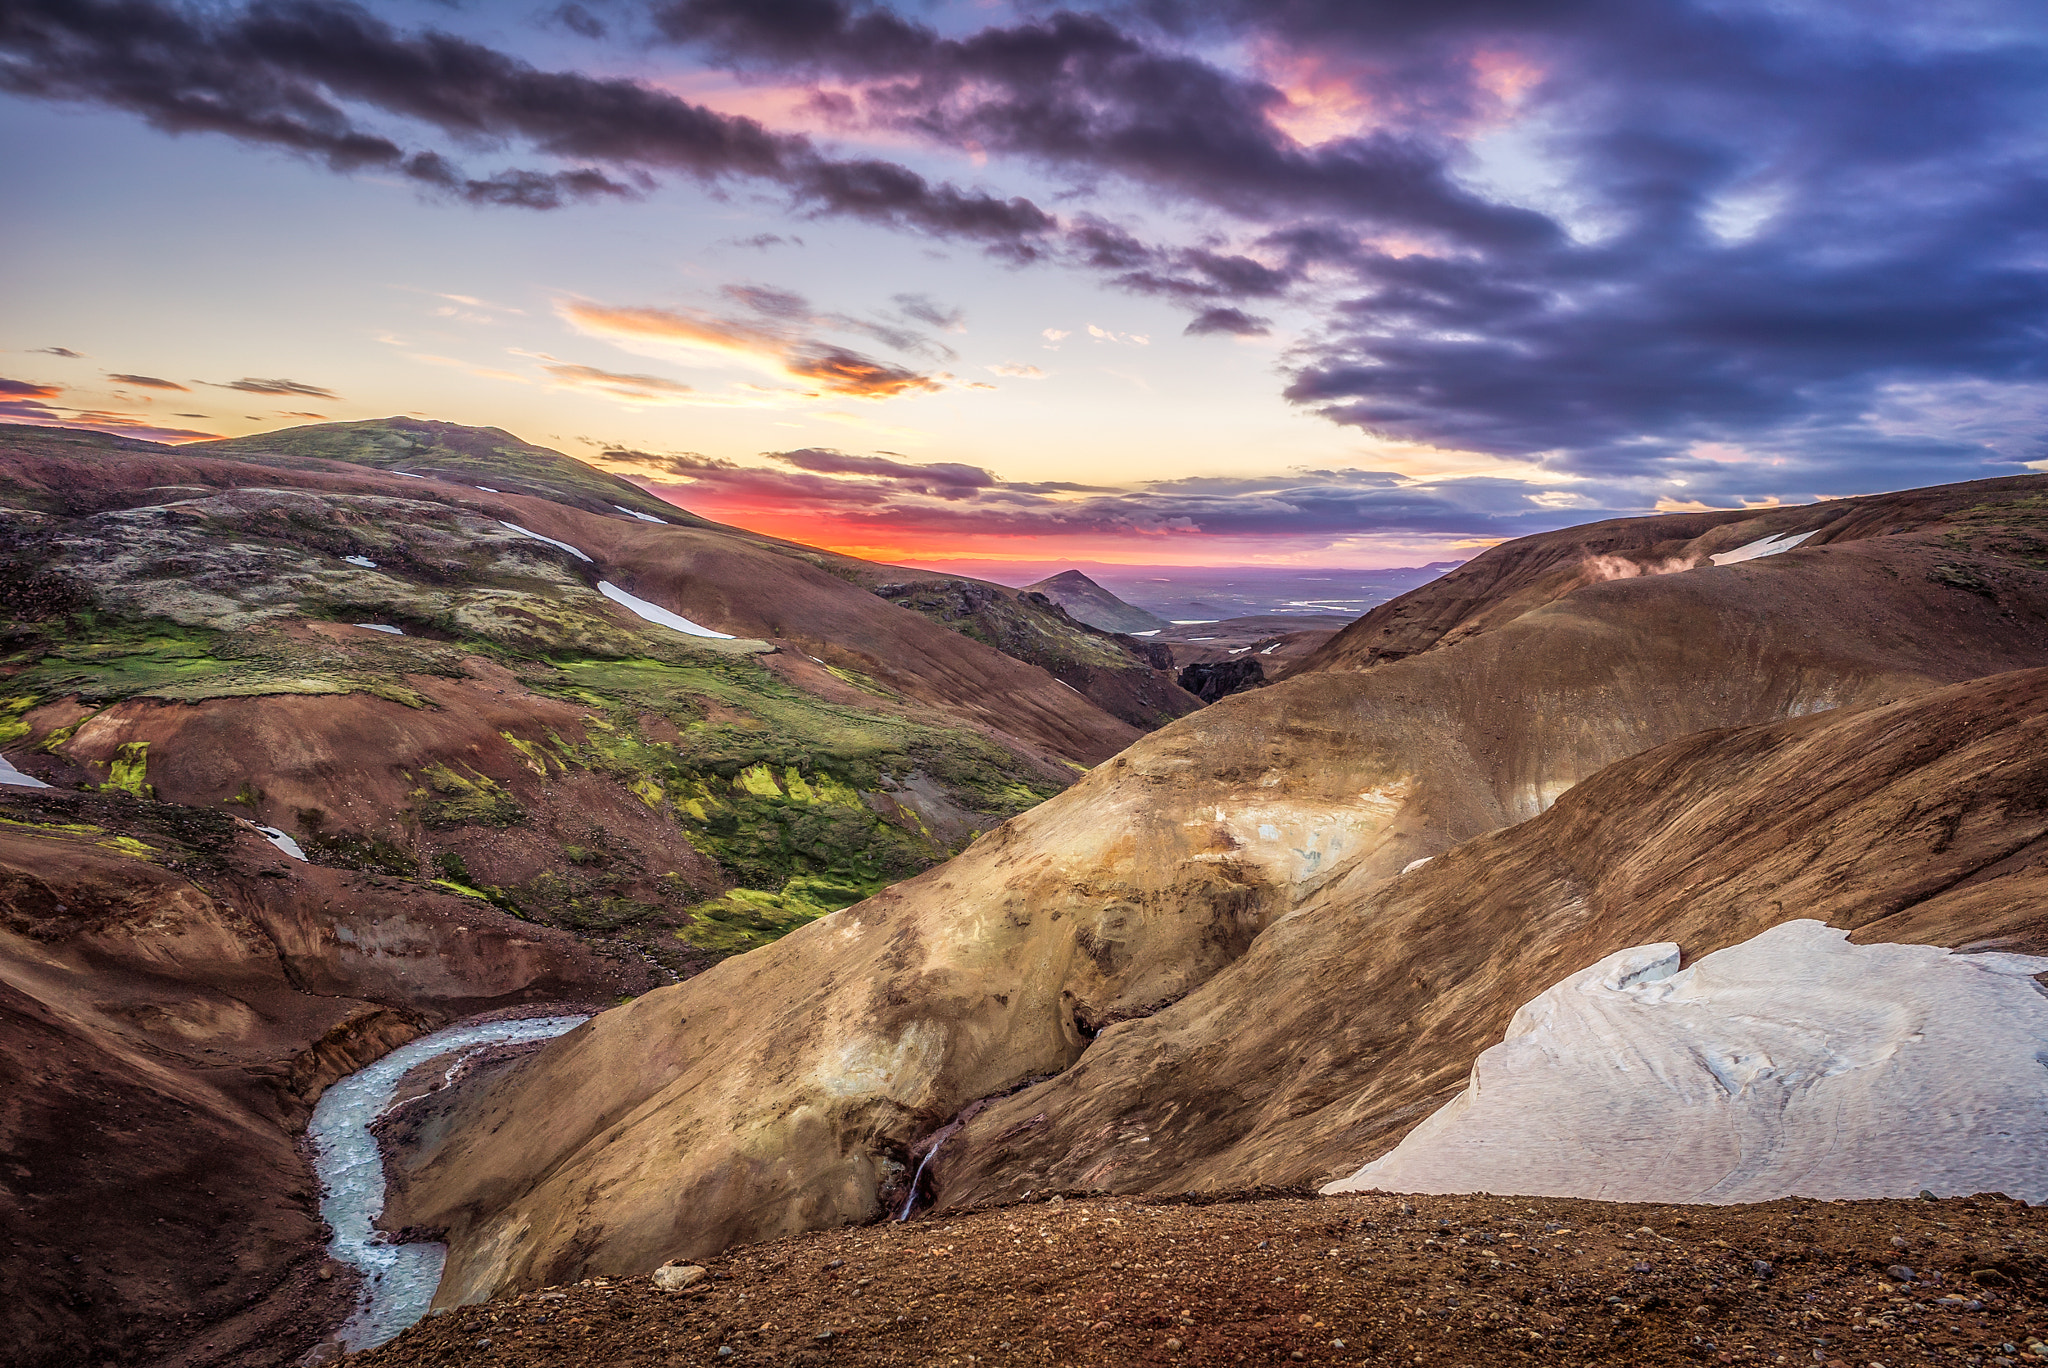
(353, 1191, 2044, 1368)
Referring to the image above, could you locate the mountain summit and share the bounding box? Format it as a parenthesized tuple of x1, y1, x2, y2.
(1022, 569, 1169, 634)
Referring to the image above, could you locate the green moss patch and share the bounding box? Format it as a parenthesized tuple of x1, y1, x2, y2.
(414, 762, 526, 829)
(101, 741, 153, 799)
(676, 872, 879, 956)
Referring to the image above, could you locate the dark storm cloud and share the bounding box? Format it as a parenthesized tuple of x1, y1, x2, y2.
(0, 0, 1060, 249)
(651, 0, 1556, 251)
(650, 0, 2048, 500)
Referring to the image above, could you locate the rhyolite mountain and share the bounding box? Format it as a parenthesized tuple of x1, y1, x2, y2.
(0, 417, 1195, 1368)
(9, 420, 2048, 1367)
(384, 472, 2048, 1304)
(1021, 568, 1171, 635)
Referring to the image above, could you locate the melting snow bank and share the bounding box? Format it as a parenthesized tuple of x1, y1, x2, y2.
(597, 580, 734, 638)
(252, 824, 307, 860)
(309, 1015, 589, 1351)
(614, 503, 669, 524)
(342, 555, 377, 568)
(1323, 920, 2048, 1205)
(1710, 529, 1815, 566)
(497, 520, 592, 562)
(0, 752, 51, 788)
(354, 623, 403, 635)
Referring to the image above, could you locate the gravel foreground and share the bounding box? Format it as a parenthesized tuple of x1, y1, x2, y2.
(352, 1191, 2045, 1368)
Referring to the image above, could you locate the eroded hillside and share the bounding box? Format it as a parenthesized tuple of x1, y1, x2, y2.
(0, 422, 1156, 961)
(0, 787, 641, 1367)
(0, 417, 1182, 1368)
(388, 474, 2048, 1304)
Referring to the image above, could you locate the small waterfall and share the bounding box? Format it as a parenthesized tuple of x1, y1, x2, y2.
(896, 1119, 963, 1221)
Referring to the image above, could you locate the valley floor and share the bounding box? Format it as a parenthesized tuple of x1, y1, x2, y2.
(352, 1191, 2044, 1368)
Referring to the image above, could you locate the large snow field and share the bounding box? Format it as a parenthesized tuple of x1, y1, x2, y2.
(1324, 919, 2048, 1204)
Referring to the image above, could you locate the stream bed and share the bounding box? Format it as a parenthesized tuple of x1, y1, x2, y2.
(307, 1014, 588, 1351)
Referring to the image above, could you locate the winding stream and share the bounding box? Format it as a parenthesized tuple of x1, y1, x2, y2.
(307, 1014, 588, 1351)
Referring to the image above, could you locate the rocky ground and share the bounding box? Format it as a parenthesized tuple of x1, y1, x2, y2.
(354, 1191, 2045, 1368)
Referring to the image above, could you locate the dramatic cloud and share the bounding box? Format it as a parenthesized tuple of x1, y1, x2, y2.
(562, 300, 943, 398)
(106, 372, 189, 390)
(647, 0, 2048, 501)
(0, 0, 1062, 249)
(10, 0, 2045, 514)
(213, 377, 337, 398)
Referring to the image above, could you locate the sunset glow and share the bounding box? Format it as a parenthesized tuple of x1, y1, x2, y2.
(4, 0, 2040, 568)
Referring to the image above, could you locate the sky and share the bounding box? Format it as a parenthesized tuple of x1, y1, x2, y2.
(2, 0, 2045, 570)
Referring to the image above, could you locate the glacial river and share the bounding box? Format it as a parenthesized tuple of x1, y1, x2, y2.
(307, 1014, 588, 1351)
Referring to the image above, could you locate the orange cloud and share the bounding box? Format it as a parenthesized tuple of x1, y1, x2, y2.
(560, 300, 943, 399)
(785, 348, 939, 398)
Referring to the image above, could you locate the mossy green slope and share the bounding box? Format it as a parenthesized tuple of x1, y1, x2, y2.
(0, 436, 1069, 965)
(198, 417, 708, 527)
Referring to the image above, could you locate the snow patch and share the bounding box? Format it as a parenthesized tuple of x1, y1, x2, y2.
(389, 471, 424, 479)
(0, 753, 52, 789)
(498, 521, 592, 562)
(341, 555, 377, 568)
(1129, 629, 1161, 637)
(1260, 644, 1280, 655)
(1400, 857, 1433, 875)
(252, 824, 308, 861)
(353, 623, 403, 635)
(1322, 919, 2048, 1205)
(1709, 530, 1815, 566)
(474, 486, 499, 493)
(597, 581, 733, 638)
(614, 504, 669, 525)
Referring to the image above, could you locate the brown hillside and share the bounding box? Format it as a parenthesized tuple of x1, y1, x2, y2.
(932, 666, 2048, 1206)
(392, 474, 2048, 1304)
(0, 790, 642, 1368)
(1290, 473, 2048, 675)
